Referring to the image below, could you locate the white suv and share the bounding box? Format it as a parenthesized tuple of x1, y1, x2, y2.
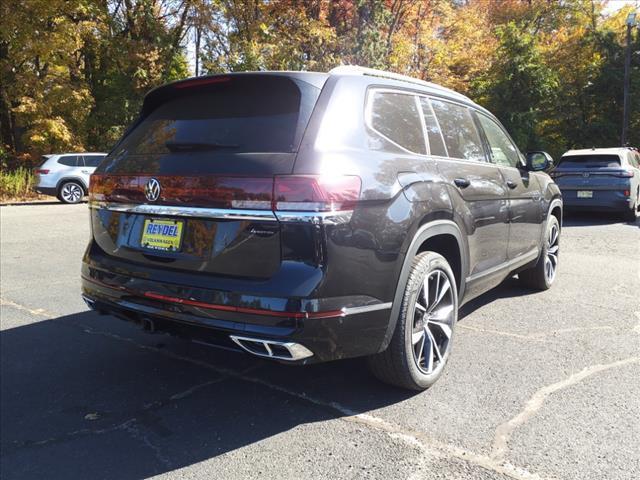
(34, 153, 107, 203)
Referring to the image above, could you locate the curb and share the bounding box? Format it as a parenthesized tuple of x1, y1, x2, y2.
(0, 200, 87, 207)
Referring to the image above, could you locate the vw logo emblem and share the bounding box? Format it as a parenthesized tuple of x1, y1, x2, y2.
(582, 172, 590, 178)
(144, 178, 161, 202)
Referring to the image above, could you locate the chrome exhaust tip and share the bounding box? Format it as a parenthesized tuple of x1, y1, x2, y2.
(230, 335, 313, 361)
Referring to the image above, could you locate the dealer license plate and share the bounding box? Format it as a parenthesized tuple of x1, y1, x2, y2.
(141, 218, 184, 251)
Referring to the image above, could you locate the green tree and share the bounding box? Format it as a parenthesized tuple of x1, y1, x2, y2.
(475, 21, 558, 153)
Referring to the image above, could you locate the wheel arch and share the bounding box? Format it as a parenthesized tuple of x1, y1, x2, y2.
(549, 197, 563, 229)
(56, 177, 88, 195)
(377, 220, 468, 353)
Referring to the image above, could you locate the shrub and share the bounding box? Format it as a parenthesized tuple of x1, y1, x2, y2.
(0, 167, 38, 201)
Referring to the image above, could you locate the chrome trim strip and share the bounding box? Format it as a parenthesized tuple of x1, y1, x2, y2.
(89, 202, 277, 221)
(90, 202, 354, 224)
(343, 302, 392, 316)
(275, 210, 353, 225)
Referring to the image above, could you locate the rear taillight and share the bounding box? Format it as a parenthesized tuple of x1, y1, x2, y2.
(89, 174, 362, 212)
(616, 171, 634, 178)
(273, 175, 361, 211)
(34, 169, 49, 174)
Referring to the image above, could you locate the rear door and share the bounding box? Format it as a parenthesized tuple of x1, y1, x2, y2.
(475, 113, 543, 260)
(428, 98, 510, 277)
(90, 74, 324, 279)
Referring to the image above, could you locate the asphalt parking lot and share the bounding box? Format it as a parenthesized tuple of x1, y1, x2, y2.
(1, 203, 639, 480)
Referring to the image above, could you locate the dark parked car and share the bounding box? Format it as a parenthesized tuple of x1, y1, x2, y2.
(82, 66, 562, 390)
(551, 147, 640, 220)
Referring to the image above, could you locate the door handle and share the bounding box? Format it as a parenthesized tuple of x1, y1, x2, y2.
(81, 170, 90, 174)
(454, 178, 470, 189)
(506, 180, 518, 189)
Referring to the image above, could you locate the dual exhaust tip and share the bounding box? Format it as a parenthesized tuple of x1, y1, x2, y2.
(230, 335, 314, 361)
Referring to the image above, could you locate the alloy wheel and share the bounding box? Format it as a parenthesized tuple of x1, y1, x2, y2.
(545, 223, 559, 283)
(61, 183, 83, 203)
(411, 269, 455, 375)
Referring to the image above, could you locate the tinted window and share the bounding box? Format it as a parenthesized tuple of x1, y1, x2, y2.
(58, 155, 79, 167)
(369, 92, 426, 154)
(102, 76, 321, 175)
(84, 155, 105, 167)
(431, 100, 484, 162)
(558, 155, 621, 169)
(477, 114, 521, 168)
(419, 98, 447, 157)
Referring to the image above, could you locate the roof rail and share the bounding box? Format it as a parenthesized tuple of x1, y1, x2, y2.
(328, 65, 468, 101)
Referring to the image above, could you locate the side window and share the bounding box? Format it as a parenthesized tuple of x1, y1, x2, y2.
(430, 100, 485, 162)
(476, 114, 522, 168)
(419, 98, 447, 157)
(84, 156, 104, 167)
(58, 155, 79, 167)
(368, 91, 426, 154)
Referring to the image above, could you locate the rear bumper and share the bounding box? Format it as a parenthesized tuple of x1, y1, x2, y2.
(560, 189, 632, 211)
(34, 186, 57, 196)
(81, 249, 392, 364)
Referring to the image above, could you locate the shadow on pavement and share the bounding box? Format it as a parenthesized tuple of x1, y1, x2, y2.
(562, 210, 639, 227)
(0, 311, 414, 479)
(459, 276, 533, 320)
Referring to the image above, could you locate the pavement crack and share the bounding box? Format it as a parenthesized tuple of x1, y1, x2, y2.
(0, 297, 55, 318)
(491, 356, 640, 462)
(458, 325, 542, 341)
(459, 324, 617, 341)
(122, 420, 172, 469)
(77, 324, 548, 480)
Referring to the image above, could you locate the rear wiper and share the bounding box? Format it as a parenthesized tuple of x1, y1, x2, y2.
(165, 141, 239, 152)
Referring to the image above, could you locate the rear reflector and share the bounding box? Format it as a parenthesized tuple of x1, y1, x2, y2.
(90, 174, 362, 212)
(624, 190, 630, 196)
(34, 169, 49, 174)
(142, 291, 344, 319)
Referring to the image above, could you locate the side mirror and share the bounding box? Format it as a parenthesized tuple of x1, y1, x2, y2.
(526, 151, 553, 172)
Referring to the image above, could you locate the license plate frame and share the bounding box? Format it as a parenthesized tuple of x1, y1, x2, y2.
(577, 190, 593, 199)
(140, 218, 184, 252)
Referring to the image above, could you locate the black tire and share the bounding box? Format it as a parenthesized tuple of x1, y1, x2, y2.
(57, 181, 85, 204)
(519, 215, 560, 290)
(623, 201, 638, 222)
(368, 252, 458, 391)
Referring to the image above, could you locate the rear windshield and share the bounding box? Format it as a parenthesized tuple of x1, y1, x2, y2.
(99, 75, 321, 175)
(558, 154, 621, 169)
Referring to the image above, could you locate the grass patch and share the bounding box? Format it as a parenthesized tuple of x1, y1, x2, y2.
(0, 167, 42, 202)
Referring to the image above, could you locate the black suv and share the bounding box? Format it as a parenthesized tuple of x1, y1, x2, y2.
(82, 67, 562, 390)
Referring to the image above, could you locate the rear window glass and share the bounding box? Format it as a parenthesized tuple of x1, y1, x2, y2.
(558, 155, 621, 169)
(58, 155, 79, 167)
(101, 76, 321, 174)
(84, 156, 105, 167)
(369, 92, 426, 154)
(419, 98, 447, 157)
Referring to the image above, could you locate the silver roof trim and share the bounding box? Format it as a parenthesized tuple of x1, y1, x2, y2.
(329, 65, 471, 103)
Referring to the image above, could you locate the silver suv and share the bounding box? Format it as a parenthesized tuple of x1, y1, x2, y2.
(34, 153, 107, 203)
